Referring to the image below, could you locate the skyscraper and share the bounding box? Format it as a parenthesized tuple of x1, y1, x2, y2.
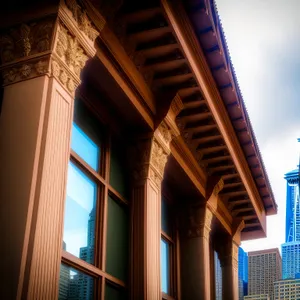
(214, 251, 222, 300)
(248, 248, 282, 300)
(282, 168, 300, 279)
(239, 247, 248, 300)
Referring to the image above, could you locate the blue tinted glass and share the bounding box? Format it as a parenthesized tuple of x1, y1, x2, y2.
(161, 239, 169, 294)
(71, 123, 100, 171)
(63, 162, 97, 263)
(58, 264, 94, 300)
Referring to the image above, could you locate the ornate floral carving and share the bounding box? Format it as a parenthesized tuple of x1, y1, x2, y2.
(35, 60, 48, 74)
(0, 19, 54, 65)
(64, 0, 99, 42)
(1, 58, 49, 85)
(50, 59, 78, 95)
(19, 64, 31, 78)
(150, 139, 168, 176)
(157, 121, 172, 146)
(55, 23, 89, 77)
(2, 68, 17, 83)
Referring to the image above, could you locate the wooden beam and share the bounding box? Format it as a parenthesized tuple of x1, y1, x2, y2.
(161, 0, 267, 237)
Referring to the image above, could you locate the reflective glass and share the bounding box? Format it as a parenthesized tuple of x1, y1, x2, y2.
(71, 123, 100, 171)
(109, 139, 128, 198)
(106, 195, 129, 281)
(161, 197, 171, 236)
(105, 283, 127, 300)
(63, 162, 97, 263)
(58, 264, 94, 300)
(161, 239, 169, 294)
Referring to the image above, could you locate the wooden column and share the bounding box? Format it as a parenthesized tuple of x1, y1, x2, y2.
(219, 221, 245, 300)
(130, 122, 173, 300)
(180, 204, 214, 300)
(0, 2, 98, 299)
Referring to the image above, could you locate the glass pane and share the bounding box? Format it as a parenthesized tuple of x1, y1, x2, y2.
(63, 162, 97, 263)
(161, 239, 169, 294)
(72, 98, 102, 171)
(71, 123, 100, 171)
(105, 283, 127, 300)
(58, 264, 94, 300)
(106, 195, 129, 282)
(109, 138, 128, 198)
(161, 197, 172, 236)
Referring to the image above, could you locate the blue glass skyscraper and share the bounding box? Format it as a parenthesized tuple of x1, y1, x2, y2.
(282, 168, 300, 279)
(238, 247, 248, 300)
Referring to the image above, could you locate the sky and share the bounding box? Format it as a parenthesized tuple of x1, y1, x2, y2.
(216, 0, 300, 252)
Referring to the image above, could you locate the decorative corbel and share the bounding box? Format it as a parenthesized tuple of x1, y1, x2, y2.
(206, 176, 224, 213)
(232, 218, 245, 246)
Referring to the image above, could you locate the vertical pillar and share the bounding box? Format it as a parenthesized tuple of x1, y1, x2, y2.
(130, 122, 172, 300)
(0, 2, 98, 299)
(219, 221, 244, 300)
(180, 204, 214, 300)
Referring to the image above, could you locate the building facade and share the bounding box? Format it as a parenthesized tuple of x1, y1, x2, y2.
(282, 168, 300, 280)
(248, 249, 282, 300)
(0, 0, 277, 299)
(274, 279, 300, 300)
(244, 295, 270, 300)
(239, 247, 249, 300)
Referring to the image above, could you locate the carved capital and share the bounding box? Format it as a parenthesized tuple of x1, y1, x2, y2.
(186, 205, 213, 239)
(218, 237, 239, 270)
(64, 0, 99, 42)
(0, 18, 55, 65)
(130, 133, 170, 188)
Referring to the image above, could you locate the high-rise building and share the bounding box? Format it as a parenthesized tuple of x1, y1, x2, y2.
(282, 168, 300, 279)
(274, 278, 300, 299)
(284, 169, 300, 243)
(214, 251, 222, 300)
(239, 247, 248, 300)
(248, 248, 282, 300)
(244, 294, 270, 300)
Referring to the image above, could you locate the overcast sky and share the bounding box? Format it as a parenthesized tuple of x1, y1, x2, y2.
(216, 0, 300, 252)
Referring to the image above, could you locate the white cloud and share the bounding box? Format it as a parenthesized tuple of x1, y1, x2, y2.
(216, 0, 300, 252)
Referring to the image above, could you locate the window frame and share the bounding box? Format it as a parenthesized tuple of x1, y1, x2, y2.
(161, 191, 179, 300)
(60, 95, 129, 299)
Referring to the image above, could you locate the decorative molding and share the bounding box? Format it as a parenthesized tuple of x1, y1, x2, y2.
(64, 0, 99, 42)
(0, 18, 55, 65)
(55, 22, 89, 78)
(187, 205, 213, 239)
(150, 138, 169, 177)
(156, 121, 172, 147)
(1, 57, 50, 85)
(213, 178, 224, 196)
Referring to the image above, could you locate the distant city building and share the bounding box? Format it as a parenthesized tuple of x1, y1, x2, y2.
(214, 251, 222, 300)
(239, 247, 248, 300)
(248, 248, 282, 300)
(282, 168, 300, 280)
(274, 278, 300, 299)
(58, 209, 95, 299)
(244, 294, 270, 300)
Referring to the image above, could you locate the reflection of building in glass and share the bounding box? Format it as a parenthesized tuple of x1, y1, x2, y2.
(59, 242, 69, 300)
(58, 208, 95, 299)
(214, 251, 222, 300)
(274, 278, 300, 299)
(239, 247, 248, 300)
(78, 207, 95, 299)
(282, 169, 300, 279)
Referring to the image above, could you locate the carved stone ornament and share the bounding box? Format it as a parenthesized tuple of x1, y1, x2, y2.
(1, 58, 50, 85)
(157, 121, 172, 146)
(50, 58, 79, 95)
(187, 206, 213, 239)
(55, 23, 89, 78)
(64, 0, 99, 42)
(150, 139, 168, 177)
(0, 18, 55, 65)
